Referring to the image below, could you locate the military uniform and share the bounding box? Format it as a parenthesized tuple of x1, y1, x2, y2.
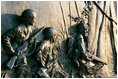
(2, 24, 32, 55)
(68, 34, 87, 60)
(67, 22, 107, 77)
(35, 40, 53, 78)
(66, 22, 92, 77)
(32, 27, 66, 78)
(67, 34, 91, 77)
(2, 24, 33, 77)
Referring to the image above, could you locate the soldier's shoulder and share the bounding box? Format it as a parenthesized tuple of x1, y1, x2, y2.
(28, 25, 33, 32)
(16, 24, 25, 30)
(16, 24, 32, 32)
(12, 24, 22, 32)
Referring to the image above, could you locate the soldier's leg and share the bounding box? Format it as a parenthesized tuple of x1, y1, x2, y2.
(16, 64, 31, 78)
(4, 68, 16, 78)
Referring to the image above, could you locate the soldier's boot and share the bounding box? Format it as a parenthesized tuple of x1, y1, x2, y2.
(37, 68, 50, 78)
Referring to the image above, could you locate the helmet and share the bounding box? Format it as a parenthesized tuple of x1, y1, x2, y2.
(76, 22, 85, 35)
(43, 27, 55, 40)
(20, 9, 36, 26)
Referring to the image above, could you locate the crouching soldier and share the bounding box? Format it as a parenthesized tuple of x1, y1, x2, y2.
(67, 22, 107, 78)
(33, 27, 57, 78)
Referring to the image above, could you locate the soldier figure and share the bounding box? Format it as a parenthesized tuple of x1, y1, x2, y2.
(67, 22, 107, 78)
(32, 27, 56, 78)
(2, 9, 36, 77)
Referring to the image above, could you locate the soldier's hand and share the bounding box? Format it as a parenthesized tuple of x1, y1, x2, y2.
(10, 47, 15, 53)
(86, 56, 92, 61)
(13, 51, 22, 56)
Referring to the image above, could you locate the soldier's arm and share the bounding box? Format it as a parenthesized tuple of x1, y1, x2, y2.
(2, 28, 17, 55)
(67, 38, 75, 58)
(77, 35, 91, 60)
(36, 41, 46, 67)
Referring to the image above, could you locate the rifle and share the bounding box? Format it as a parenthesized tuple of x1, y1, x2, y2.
(87, 53, 107, 65)
(47, 56, 68, 78)
(37, 56, 68, 78)
(6, 27, 45, 70)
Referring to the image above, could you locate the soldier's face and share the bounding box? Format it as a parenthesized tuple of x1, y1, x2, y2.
(29, 12, 36, 26)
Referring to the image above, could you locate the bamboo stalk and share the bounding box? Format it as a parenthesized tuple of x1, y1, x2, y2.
(92, 1, 117, 25)
(59, 1, 68, 38)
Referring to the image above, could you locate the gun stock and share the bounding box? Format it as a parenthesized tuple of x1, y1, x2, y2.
(6, 55, 17, 70)
(88, 53, 107, 65)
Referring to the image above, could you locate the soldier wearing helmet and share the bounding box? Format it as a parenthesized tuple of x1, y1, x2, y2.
(2, 9, 36, 56)
(31, 27, 58, 78)
(2, 9, 36, 77)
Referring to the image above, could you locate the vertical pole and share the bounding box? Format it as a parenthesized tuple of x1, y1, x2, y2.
(59, 1, 68, 38)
